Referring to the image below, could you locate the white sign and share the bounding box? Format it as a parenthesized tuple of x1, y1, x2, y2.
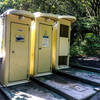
(42, 36, 49, 47)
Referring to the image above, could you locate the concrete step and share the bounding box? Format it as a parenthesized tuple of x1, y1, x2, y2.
(33, 74, 97, 100)
(56, 68, 100, 86)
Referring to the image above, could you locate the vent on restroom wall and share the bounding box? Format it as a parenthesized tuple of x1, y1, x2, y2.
(59, 56, 67, 65)
(60, 24, 69, 38)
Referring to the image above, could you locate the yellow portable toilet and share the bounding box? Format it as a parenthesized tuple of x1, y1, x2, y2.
(52, 15, 76, 69)
(0, 9, 34, 86)
(30, 12, 58, 76)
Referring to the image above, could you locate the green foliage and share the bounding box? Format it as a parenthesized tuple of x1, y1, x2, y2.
(0, 0, 36, 13)
(70, 33, 100, 57)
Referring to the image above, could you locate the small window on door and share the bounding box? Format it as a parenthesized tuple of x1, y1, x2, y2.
(59, 56, 67, 65)
(60, 24, 69, 38)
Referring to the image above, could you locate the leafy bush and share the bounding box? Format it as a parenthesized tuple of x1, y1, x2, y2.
(70, 33, 100, 57)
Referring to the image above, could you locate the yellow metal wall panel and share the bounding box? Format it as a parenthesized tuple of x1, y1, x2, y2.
(33, 19, 40, 75)
(52, 25, 57, 69)
(60, 19, 71, 26)
(2, 14, 32, 85)
(9, 23, 29, 82)
(53, 19, 71, 69)
(30, 21, 36, 75)
(7, 15, 32, 25)
(59, 20, 71, 67)
(36, 17, 54, 25)
(52, 22, 59, 69)
(67, 26, 71, 66)
(38, 24, 52, 73)
(33, 18, 55, 75)
(56, 22, 60, 68)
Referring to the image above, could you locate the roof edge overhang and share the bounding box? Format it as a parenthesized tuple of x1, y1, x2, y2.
(58, 15, 76, 23)
(0, 9, 76, 23)
(0, 9, 34, 19)
(33, 12, 58, 21)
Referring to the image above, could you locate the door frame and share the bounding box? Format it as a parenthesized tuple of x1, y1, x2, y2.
(37, 23, 53, 74)
(9, 22, 30, 82)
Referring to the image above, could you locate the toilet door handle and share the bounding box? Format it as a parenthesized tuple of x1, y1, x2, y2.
(39, 48, 42, 50)
(12, 50, 15, 53)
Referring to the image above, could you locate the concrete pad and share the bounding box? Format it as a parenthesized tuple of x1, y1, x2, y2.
(36, 74, 96, 100)
(7, 82, 66, 100)
(61, 68, 100, 84)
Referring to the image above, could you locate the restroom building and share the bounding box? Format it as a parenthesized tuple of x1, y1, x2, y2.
(52, 15, 76, 69)
(0, 9, 76, 86)
(0, 9, 34, 85)
(30, 12, 58, 76)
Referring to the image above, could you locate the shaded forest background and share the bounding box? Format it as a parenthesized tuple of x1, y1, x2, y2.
(0, 0, 100, 57)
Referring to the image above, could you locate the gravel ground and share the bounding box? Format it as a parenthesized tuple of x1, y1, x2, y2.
(70, 56, 100, 68)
